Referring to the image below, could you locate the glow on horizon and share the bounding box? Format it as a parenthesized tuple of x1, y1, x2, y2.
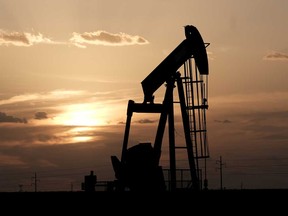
(67, 127, 97, 143)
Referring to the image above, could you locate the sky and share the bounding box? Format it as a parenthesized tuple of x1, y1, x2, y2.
(0, 0, 288, 192)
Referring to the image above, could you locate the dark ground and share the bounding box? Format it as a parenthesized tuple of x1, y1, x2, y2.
(1, 189, 286, 205)
(0, 190, 286, 214)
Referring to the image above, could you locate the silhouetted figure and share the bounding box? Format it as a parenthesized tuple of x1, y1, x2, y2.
(82, 171, 97, 192)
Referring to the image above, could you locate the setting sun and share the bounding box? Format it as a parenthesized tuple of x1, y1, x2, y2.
(55, 104, 108, 126)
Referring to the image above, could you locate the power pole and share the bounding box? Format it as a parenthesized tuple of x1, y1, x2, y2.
(71, 182, 74, 192)
(18, 184, 23, 192)
(216, 156, 225, 190)
(31, 172, 39, 192)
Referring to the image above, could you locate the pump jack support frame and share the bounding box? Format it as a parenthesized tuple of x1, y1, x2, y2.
(120, 71, 202, 191)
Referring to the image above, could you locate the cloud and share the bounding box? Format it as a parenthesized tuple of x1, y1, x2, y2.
(0, 89, 131, 129)
(0, 29, 56, 47)
(37, 159, 58, 168)
(0, 154, 27, 166)
(135, 119, 157, 124)
(70, 30, 149, 48)
(0, 29, 149, 48)
(214, 119, 232, 124)
(34, 112, 48, 120)
(263, 51, 288, 61)
(1, 89, 288, 190)
(0, 90, 86, 106)
(0, 112, 27, 124)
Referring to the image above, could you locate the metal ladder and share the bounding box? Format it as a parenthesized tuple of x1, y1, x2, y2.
(173, 57, 209, 190)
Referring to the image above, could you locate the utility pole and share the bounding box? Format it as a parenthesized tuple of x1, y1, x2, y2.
(71, 182, 74, 192)
(18, 184, 23, 192)
(216, 156, 225, 190)
(31, 172, 39, 192)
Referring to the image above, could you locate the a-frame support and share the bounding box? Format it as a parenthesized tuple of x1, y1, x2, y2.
(117, 71, 201, 191)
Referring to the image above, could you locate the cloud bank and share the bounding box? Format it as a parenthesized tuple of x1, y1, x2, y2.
(0, 29, 149, 48)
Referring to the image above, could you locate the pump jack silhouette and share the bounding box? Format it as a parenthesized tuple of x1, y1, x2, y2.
(111, 25, 210, 191)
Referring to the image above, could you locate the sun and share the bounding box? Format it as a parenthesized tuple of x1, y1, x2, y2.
(63, 110, 101, 126)
(55, 104, 108, 126)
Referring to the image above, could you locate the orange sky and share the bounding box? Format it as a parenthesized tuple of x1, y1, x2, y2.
(0, 0, 288, 191)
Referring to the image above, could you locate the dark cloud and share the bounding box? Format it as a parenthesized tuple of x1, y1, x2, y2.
(214, 119, 232, 124)
(36, 134, 61, 143)
(117, 121, 126, 125)
(0, 112, 27, 124)
(238, 111, 288, 142)
(136, 119, 157, 124)
(117, 119, 157, 125)
(34, 112, 48, 120)
(263, 51, 288, 61)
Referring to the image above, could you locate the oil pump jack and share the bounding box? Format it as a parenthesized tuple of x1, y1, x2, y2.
(111, 25, 209, 191)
